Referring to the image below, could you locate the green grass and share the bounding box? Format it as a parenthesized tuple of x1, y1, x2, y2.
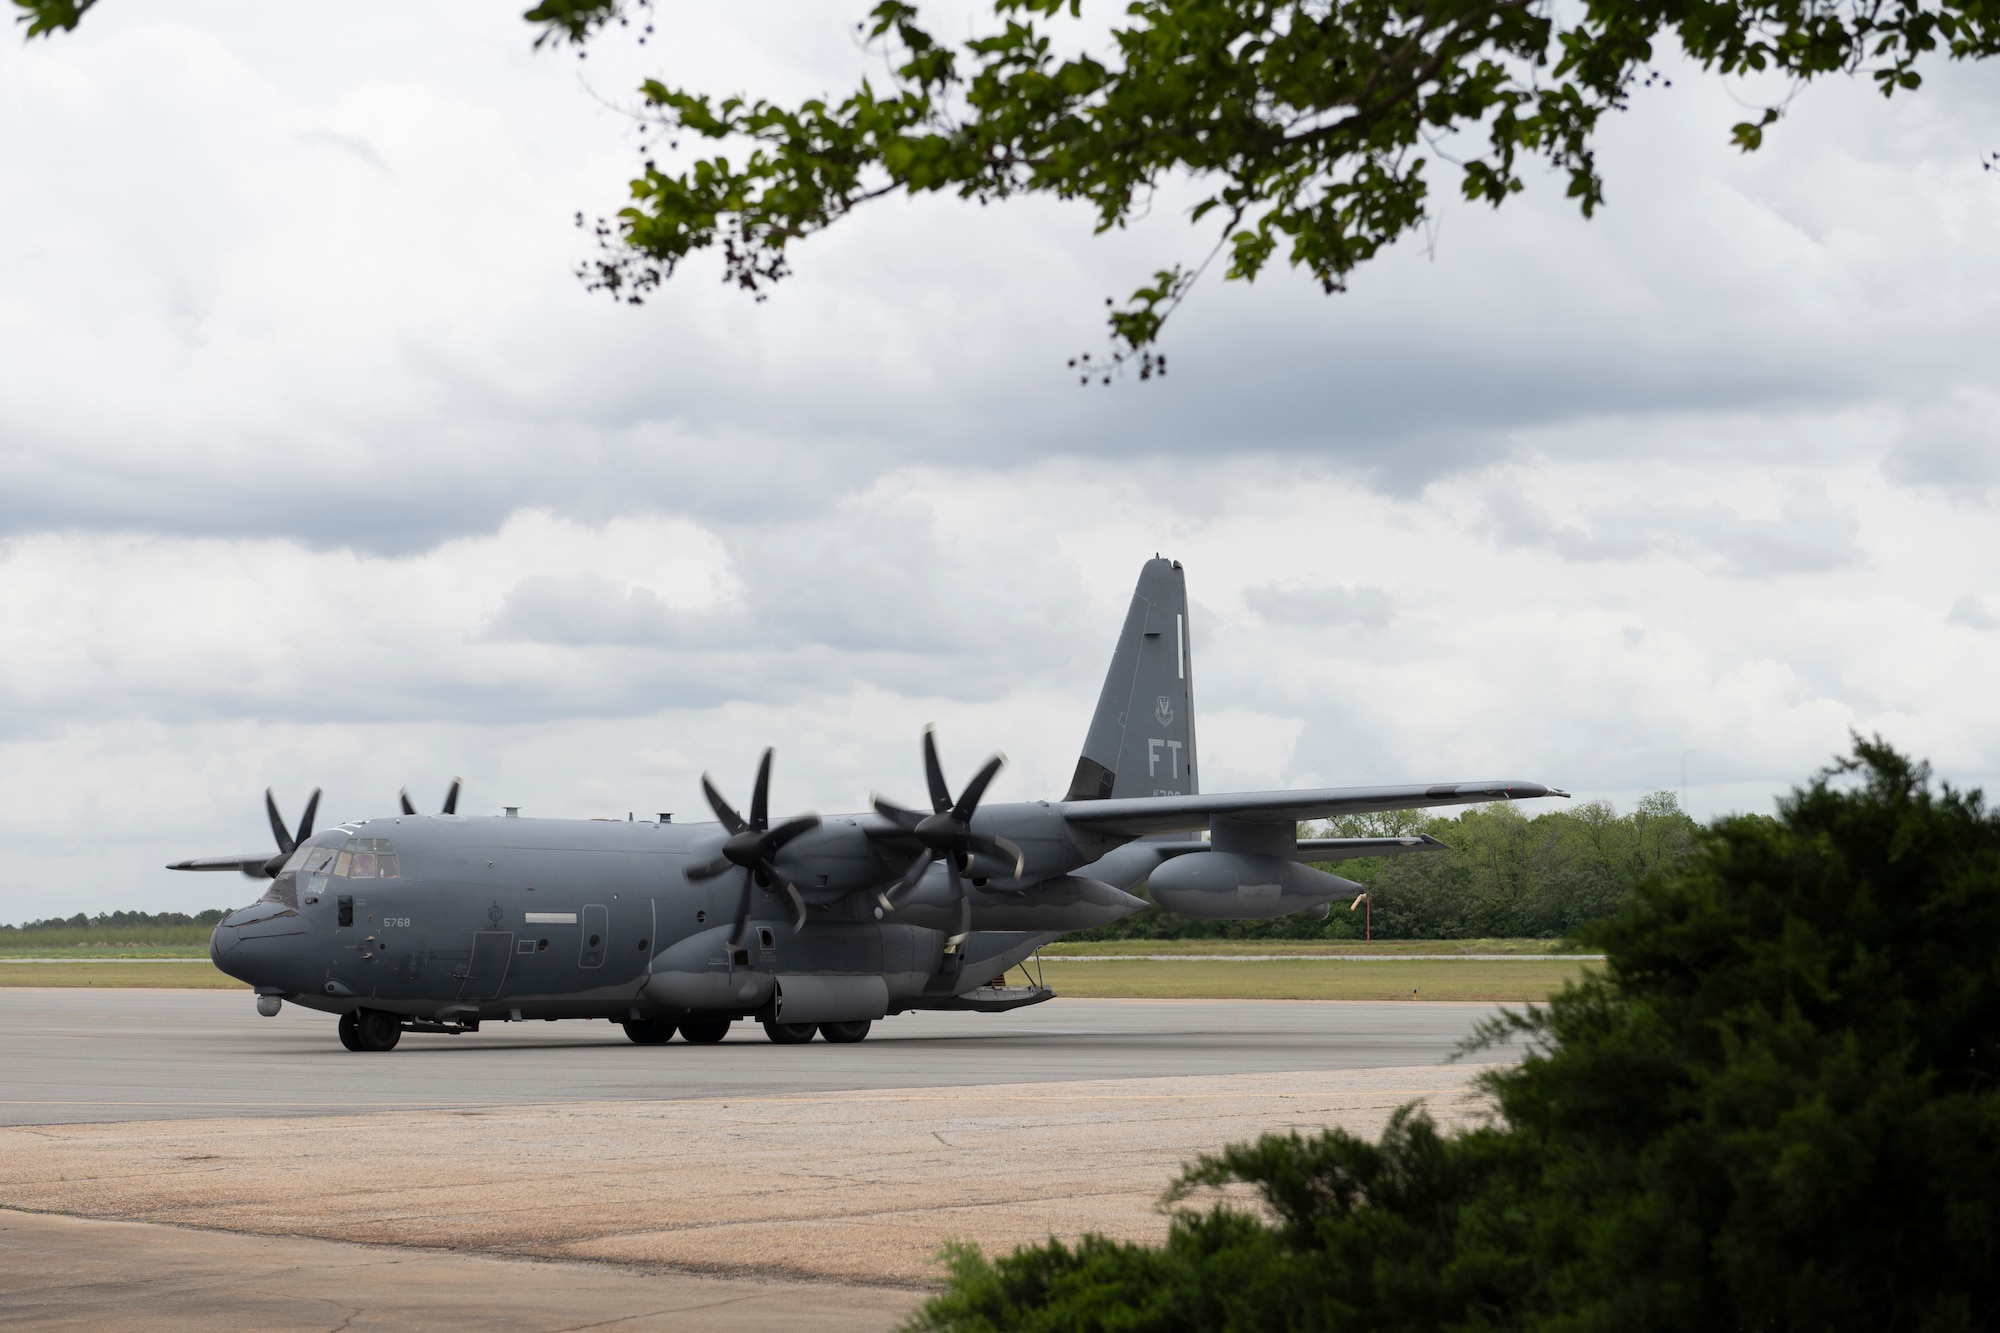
(0, 959, 245, 988)
(0, 948, 1593, 1002)
(1015, 957, 1595, 1001)
(0, 924, 217, 949)
(1039, 937, 1586, 957)
(0, 945, 212, 958)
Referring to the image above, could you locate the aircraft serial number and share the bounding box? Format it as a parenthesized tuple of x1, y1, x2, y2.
(382, 917, 412, 927)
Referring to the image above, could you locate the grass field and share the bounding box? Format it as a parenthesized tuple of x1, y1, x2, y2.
(0, 925, 217, 950)
(0, 960, 245, 988)
(1040, 938, 1582, 957)
(0, 955, 1591, 1000)
(1017, 957, 1592, 1001)
(0, 945, 212, 959)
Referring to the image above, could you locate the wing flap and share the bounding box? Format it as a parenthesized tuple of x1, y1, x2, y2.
(1061, 782, 1565, 836)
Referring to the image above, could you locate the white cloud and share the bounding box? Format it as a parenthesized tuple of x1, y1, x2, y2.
(1949, 596, 2000, 631)
(2, 3, 1999, 919)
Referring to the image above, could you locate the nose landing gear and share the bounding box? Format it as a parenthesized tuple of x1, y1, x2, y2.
(337, 1009, 403, 1052)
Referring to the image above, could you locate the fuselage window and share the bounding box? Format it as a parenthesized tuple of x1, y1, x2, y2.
(330, 838, 400, 880)
(291, 845, 338, 905)
(337, 896, 354, 928)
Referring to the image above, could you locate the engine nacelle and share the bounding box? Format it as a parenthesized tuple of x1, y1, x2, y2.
(1146, 851, 1360, 920)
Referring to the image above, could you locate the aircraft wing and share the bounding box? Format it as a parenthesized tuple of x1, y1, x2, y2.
(167, 854, 271, 873)
(1060, 781, 1566, 837)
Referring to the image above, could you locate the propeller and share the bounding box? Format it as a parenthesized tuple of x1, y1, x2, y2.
(685, 748, 821, 945)
(261, 786, 322, 878)
(873, 726, 1024, 945)
(399, 777, 463, 816)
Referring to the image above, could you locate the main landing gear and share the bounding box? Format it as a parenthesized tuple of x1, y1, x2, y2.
(760, 1018, 872, 1044)
(338, 1009, 402, 1052)
(621, 1018, 677, 1045)
(678, 1017, 732, 1044)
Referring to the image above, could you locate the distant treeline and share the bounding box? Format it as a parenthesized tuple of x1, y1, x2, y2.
(1070, 794, 1701, 941)
(0, 909, 229, 948)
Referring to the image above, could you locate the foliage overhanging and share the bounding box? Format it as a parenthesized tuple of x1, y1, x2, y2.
(20, 0, 1998, 376)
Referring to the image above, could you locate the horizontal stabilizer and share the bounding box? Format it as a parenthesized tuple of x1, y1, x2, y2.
(1061, 782, 1566, 837)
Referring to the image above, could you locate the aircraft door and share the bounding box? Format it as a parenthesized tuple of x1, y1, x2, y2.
(461, 931, 513, 999)
(578, 904, 608, 969)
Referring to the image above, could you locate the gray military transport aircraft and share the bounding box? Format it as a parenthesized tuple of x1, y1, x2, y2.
(174, 559, 1565, 1051)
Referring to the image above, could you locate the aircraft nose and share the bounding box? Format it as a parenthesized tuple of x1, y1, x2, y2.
(210, 904, 302, 987)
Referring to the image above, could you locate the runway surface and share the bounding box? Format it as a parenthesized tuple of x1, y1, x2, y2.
(0, 1210, 920, 1332)
(0, 988, 1509, 1126)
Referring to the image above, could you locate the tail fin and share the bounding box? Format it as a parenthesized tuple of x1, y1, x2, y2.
(1064, 557, 1199, 801)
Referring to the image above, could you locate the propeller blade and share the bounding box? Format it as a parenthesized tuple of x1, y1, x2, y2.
(759, 862, 810, 933)
(922, 726, 951, 814)
(953, 754, 1006, 822)
(260, 852, 287, 879)
(945, 858, 970, 947)
(399, 788, 417, 816)
(295, 788, 320, 842)
(965, 833, 1026, 879)
(700, 774, 748, 835)
(750, 747, 773, 831)
(441, 777, 461, 815)
(871, 796, 924, 831)
(883, 852, 933, 909)
(686, 854, 734, 882)
(264, 788, 295, 855)
(730, 869, 756, 949)
(763, 814, 821, 854)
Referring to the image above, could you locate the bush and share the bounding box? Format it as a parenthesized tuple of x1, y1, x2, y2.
(911, 739, 2000, 1330)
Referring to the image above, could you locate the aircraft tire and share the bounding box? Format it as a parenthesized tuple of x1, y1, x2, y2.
(819, 1020, 871, 1044)
(761, 1020, 818, 1045)
(622, 1019, 677, 1045)
(679, 1017, 732, 1044)
(355, 1009, 402, 1052)
(337, 1011, 364, 1051)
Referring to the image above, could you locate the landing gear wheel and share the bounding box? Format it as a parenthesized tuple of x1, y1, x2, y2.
(350, 1008, 402, 1052)
(337, 1011, 364, 1051)
(622, 1018, 677, 1045)
(762, 1019, 818, 1044)
(679, 1017, 732, 1044)
(819, 1020, 871, 1044)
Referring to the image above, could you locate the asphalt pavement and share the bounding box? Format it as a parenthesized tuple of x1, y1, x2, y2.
(0, 988, 1511, 1125)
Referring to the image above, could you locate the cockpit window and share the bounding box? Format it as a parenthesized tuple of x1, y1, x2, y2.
(331, 838, 399, 879)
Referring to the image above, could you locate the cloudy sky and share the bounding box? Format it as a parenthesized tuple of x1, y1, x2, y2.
(2, 1, 1996, 921)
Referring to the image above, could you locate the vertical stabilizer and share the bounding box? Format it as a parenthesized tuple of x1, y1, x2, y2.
(1064, 558, 1199, 800)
